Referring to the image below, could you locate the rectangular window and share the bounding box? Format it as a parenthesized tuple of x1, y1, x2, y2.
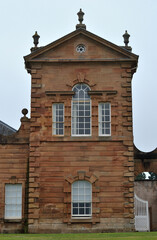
(52, 103, 64, 135)
(99, 103, 111, 136)
(72, 181, 92, 217)
(72, 101, 91, 136)
(5, 184, 22, 219)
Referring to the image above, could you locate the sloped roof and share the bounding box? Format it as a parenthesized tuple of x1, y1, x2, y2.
(24, 28, 138, 70)
(0, 120, 17, 136)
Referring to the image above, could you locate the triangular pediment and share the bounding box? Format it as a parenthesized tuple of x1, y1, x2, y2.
(24, 28, 138, 66)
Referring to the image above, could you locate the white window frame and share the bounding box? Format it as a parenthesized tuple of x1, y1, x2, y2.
(71, 180, 92, 218)
(5, 183, 22, 219)
(98, 102, 111, 136)
(52, 103, 64, 136)
(71, 84, 91, 137)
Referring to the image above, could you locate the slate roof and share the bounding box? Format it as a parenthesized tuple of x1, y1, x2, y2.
(0, 120, 17, 136)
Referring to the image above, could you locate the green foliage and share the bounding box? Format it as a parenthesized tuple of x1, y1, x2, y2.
(135, 172, 146, 180)
(148, 172, 157, 180)
(135, 172, 157, 181)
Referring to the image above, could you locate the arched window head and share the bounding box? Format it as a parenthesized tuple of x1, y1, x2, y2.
(72, 180, 92, 217)
(72, 84, 91, 136)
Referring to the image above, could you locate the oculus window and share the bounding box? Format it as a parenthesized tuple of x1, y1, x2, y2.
(76, 44, 86, 53)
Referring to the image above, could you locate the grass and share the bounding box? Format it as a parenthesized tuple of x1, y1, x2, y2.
(0, 232, 157, 240)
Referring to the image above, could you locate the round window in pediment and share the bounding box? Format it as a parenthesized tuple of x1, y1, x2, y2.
(76, 44, 86, 53)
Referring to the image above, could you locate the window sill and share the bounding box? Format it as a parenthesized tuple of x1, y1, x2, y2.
(72, 216, 92, 220)
(52, 135, 64, 137)
(4, 219, 22, 223)
(98, 136, 112, 140)
(71, 218, 92, 223)
(64, 217, 100, 224)
(71, 135, 92, 137)
(99, 134, 111, 137)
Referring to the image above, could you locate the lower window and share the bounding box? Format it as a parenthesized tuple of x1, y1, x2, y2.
(72, 180, 92, 217)
(5, 184, 22, 219)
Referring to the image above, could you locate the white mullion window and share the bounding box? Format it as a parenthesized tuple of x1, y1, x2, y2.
(5, 184, 22, 219)
(72, 181, 92, 217)
(99, 103, 111, 136)
(72, 84, 91, 136)
(52, 103, 64, 135)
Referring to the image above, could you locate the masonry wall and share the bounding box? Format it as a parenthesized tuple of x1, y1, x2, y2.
(0, 118, 30, 233)
(28, 57, 135, 233)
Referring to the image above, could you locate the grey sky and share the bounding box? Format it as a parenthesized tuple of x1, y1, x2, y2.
(0, 0, 157, 152)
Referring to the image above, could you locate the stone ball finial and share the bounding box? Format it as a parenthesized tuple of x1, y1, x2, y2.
(22, 108, 28, 117)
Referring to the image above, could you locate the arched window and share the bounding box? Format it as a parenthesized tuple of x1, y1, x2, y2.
(72, 180, 92, 217)
(72, 84, 91, 136)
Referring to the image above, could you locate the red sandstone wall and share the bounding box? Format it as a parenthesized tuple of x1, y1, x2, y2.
(28, 58, 135, 232)
(0, 118, 30, 233)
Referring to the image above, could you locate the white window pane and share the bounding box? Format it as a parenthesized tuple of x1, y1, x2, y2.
(79, 195, 84, 201)
(85, 195, 91, 201)
(72, 84, 91, 136)
(52, 103, 64, 135)
(78, 187, 84, 195)
(99, 103, 111, 136)
(5, 184, 22, 219)
(73, 195, 78, 201)
(105, 116, 110, 121)
(73, 188, 78, 195)
(85, 181, 91, 188)
(72, 181, 78, 187)
(17, 198, 22, 204)
(52, 104, 56, 122)
(72, 181, 92, 217)
(85, 188, 91, 194)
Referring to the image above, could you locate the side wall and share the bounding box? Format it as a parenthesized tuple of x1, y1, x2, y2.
(0, 117, 30, 233)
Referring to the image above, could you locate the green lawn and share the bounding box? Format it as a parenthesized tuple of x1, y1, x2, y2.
(0, 232, 157, 240)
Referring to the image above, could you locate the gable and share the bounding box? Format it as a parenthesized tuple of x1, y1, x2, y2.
(31, 35, 132, 61)
(24, 29, 138, 67)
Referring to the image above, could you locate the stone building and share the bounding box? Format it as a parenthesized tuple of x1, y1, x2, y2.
(0, 10, 142, 233)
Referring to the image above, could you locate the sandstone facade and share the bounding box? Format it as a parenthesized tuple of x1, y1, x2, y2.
(0, 17, 140, 233)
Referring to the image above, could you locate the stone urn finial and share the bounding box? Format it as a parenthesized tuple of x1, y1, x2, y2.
(77, 9, 84, 24)
(33, 31, 40, 48)
(123, 30, 130, 47)
(31, 31, 40, 52)
(76, 9, 86, 30)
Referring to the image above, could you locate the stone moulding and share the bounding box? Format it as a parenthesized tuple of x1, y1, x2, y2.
(63, 171, 100, 225)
